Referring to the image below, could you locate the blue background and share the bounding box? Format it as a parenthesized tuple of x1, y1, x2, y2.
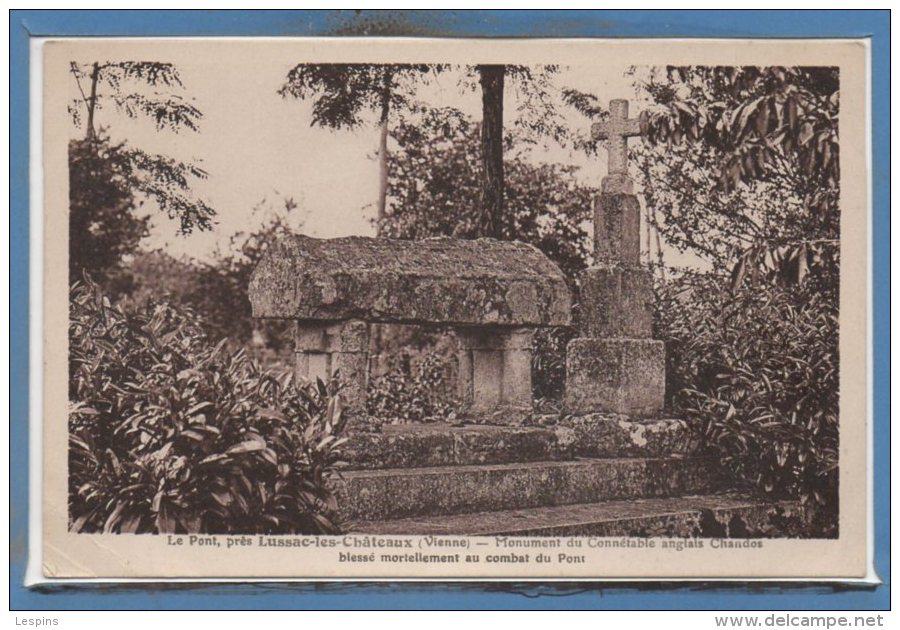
(9, 9, 890, 611)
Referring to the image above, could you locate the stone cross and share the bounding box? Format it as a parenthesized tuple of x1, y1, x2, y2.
(592, 99, 643, 190)
(249, 235, 571, 426)
(589, 98, 645, 260)
(565, 98, 665, 418)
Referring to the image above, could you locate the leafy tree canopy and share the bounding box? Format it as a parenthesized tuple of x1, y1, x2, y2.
(279, 63, 446, 129)
(380, 106, 594, 279)
(68, 61, 215, 283)
(69, 134, 149, 285)
(69, 61, 203, 136)
(634, 66, 839, 286)
(68, 61, 215, 235)
(455, 66, 606, 151)
(279, 63, 608, 239)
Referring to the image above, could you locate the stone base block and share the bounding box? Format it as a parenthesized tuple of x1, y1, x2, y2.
(350, 494, 805, 538)
(340, 418, 700, 470)
(578, 265, 654, 338)
(565, 337, 664, 416)
(335, 457, 719, 521)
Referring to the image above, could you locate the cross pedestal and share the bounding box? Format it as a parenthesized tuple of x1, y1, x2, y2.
(565, 98, 665, 417)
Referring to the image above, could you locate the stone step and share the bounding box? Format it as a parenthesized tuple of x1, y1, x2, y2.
(340, 416, 699, 470)
(335, 457, 721, 522)
(350, 493, 804, 537)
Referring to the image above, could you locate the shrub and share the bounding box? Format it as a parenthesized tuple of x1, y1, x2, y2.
(656, 271, 838, 535)
(69, 277, 348, 535)
(69, 135, 150, 286)
(532, 326, 574, 406)
(111, 198, 302, 368)
(366, 349, 457, 424)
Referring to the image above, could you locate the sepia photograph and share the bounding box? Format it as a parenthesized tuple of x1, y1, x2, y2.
(36, 35, 870, 580)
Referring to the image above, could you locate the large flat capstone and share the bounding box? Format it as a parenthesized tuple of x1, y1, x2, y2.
(249, 235, 571, 326)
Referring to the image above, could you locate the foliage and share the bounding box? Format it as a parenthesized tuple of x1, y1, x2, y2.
(280, 64, 601, 237)
(280, 63, 586, 144)
(381, 107, 594, 279)
(454, 65, 600, 152)
(641, 66, 838, 194)
(366, 349, 457, 424)
(655, 270, 838, 532)
(68, 61, 214, 233)
(120, 147, 215, 235)
(69, 134, 150, 285)
(114, 250, 238, 341)
(635, 66, 841, 532)
(116, 198, 300, 363)
(634, 66, 839, 280)
(69, 61, 203, 135)
(280, 63, 449, 228)
(69, 277, 348, 535)
(279, 63, 445, 130)
(68, 60, 214, 284)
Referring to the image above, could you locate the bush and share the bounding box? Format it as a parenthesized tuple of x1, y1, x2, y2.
(366, 349, 457, 424)
(532, 326, 574, 406)
(111, 198, 302, 368)
(656, 272, 838, 535)
(69, 277, 348, 535)
(113, 250, 295, 368)
(69, 135, 150, 286)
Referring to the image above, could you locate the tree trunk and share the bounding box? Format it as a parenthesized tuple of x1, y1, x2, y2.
(478, 65, 505, 239)
(86, 62, 100, 140)
(375, 70, 393, 236)
(370, 70, 394, 357)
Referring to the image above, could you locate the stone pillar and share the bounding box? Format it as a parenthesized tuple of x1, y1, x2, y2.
(294, 322, 332, 383)
(501, 329, 534, 408)
(332, 320, 370, 422)
(457, 336, 474, 409)
(295, 319, 370, 423)
(457, 327, 534, 421)
(565, 158, 665, 417)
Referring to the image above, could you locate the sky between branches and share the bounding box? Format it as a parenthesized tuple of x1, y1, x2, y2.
(70, 47, 704, 269)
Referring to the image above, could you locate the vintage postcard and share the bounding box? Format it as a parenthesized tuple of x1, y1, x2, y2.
(36, 36, 870, 580)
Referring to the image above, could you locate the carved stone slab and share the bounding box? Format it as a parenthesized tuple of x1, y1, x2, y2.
(249, 235, 571, 327)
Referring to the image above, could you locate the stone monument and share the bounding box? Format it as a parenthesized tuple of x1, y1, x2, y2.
(564, 98, 666, 416)
(239, 99, 797, 538)
(248, 235, 571, 424)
